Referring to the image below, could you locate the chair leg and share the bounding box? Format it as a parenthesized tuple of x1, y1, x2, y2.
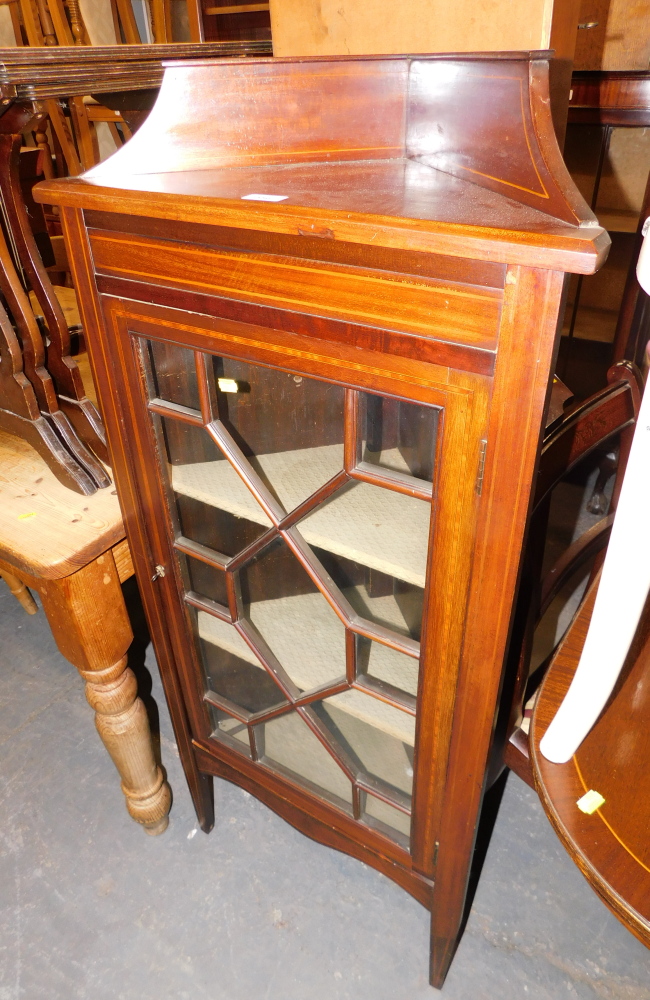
(586, 449, 617, 515)
(0, 569, 38, 614)
(37, 551, 171, 834)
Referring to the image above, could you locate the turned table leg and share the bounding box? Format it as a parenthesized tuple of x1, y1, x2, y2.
(37, 550, 171, 834)
(81, 654, 170, 834)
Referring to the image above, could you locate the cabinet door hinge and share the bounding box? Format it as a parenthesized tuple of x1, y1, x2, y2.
(433, 841, 439, 867)
(476, 439, 488, 495)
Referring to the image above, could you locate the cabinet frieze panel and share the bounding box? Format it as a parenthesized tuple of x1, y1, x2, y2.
(90, 231, 503, 352)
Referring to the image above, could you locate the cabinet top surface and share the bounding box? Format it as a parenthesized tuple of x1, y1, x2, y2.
(36, 54, 609, 273)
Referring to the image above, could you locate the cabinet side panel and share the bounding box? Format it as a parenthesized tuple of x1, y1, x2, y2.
(424, 265, 566, 986)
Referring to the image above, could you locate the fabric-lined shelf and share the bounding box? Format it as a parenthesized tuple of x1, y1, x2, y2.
(172, 444, 430, 587)
(197, 588, 418, 744)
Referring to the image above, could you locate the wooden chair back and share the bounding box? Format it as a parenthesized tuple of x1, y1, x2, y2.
(498, 360, 643, 786)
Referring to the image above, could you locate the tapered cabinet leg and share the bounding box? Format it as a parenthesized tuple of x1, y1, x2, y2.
(37, 551, 172, 834)
(189, 770, 215, 835)
(428, 852, 470, 989)
(429, 925, 459, 991)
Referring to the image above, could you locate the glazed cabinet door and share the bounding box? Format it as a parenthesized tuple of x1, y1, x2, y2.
(100, 296, 489, 874)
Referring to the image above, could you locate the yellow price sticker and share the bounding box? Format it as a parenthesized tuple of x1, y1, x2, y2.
(577, 789, 605, 815)
(17, 512, 37, 521)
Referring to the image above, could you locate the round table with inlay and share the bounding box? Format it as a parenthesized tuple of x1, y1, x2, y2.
(531, 578, 650, 947)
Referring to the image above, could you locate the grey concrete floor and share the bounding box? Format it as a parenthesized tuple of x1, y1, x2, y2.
(1, 573, 649, 999)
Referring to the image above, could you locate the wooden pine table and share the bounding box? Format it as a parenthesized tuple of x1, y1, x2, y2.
(0, 429, 171, 834)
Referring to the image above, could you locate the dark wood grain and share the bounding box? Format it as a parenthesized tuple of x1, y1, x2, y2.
(36, 56, 608, 275)
(41, 170, 609, 275)
(569, 71, 650, 126)
(0, 180, 108, 491)
(500, 361, 642, 785)
(0, 42, 272, 102)
(84, 210, 508, 288)
(89, 230, 502, 353)
(0, 106, 111, 470)
(95, 272, 497, 377)
(50, 55, 609, 989)
(0, 287, 96, 493)
(425, 266, 566, 986)
(535, 378, 636, 505)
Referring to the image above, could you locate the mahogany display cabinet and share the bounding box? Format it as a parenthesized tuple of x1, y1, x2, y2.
(35, 53, 609, 988)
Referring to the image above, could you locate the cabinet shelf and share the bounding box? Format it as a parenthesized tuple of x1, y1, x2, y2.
(198, 587, 418, 744)
(172, 444, 430, 587)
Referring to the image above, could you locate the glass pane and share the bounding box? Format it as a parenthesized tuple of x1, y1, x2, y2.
(364, 796, 411, 841)
(141, 345, 432, 850)
(239, 536, 347, 692)
(172, 453, 274, 534)
(213, 357, 345, 512)
(197, 609, 261, 667)
(200, 637, 288, 715)
(176, 494, 269, 559)
(256, 711, 352, 808)
(360, 392, 438, 484)
(317, 698, 413, 846)
(157, 416, 272, 554)
(356, 636, 420, 698)
(160, 414, 221, 466)
(147, 339, 200, 410)
(298, 480, 430, 588)
(208, 706, 252, 756)
(320, 691, 415, 748)
(314, 546, 424, 642)
(182, 553, 228, 607)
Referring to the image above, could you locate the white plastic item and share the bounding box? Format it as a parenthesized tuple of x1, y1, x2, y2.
(637, 217, 650, 296)
(540, 218, 650, 764)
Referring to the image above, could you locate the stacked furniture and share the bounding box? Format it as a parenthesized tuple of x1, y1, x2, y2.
(0, 41, 271, 492)
(188, 0, 271, 44)
(564, 71, 650, 376)
(0, 42, 267, 833)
